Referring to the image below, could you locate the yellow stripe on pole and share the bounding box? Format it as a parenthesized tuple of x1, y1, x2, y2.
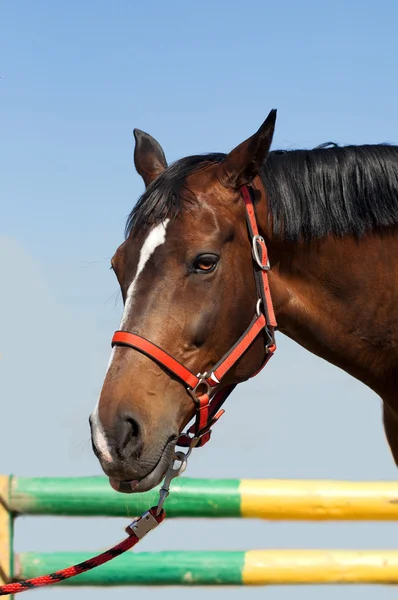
(239, 479, 398, 520)
(243, 550, 398, 584)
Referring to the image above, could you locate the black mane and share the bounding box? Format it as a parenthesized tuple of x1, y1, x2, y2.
(263, 143, 398, 241)
(125, 153, 225, 236)
(126, 143, 398, 242)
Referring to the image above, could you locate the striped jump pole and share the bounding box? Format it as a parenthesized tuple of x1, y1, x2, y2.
(8, 476, 398, 520)
(15, 550, 398, 586)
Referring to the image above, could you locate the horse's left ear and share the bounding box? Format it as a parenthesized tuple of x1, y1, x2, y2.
(133, 129, 168, 188)
(217, 109, 277, 189)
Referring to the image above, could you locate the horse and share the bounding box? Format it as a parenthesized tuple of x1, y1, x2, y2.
(89, 110, 398, 493)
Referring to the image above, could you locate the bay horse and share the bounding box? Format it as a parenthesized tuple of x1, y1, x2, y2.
(90, 110, 398, 493)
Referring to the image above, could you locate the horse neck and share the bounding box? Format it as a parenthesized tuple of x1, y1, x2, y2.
(266, 232, 397, 396)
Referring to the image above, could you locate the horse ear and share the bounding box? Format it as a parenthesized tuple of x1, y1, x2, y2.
(133, 129, 168, 188)
(217, 109, 277, 189)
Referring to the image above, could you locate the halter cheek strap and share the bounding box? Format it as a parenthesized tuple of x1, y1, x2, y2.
(111, 185, 277, 448)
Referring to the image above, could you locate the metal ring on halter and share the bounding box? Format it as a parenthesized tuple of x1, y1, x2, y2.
(256, 298, 263, 317)
(187, 372, 212, 403)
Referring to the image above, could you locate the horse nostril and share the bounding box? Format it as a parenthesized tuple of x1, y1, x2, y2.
(119, 413, 142, 454)
(126, 417, 139, 439)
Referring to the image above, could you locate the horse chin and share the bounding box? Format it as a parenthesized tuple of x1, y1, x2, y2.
(108, 438, 176, 494)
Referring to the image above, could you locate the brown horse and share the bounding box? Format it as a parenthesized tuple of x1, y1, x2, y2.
(90, 110, 398, 493)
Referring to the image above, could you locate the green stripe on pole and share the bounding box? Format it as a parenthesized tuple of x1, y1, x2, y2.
(17, 551, 245, 586)
(10, 477, 241, 518)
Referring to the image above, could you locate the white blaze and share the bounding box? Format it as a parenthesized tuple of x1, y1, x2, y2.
(90, 220, 170, 458)
(120, 219, 170, 329)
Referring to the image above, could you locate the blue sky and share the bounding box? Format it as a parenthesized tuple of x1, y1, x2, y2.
(1, 1, 398, 598)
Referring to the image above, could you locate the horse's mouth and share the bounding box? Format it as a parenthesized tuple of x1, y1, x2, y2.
(108, 438, 176, 494)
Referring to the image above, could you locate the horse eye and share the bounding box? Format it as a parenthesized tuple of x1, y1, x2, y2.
(193, 254, 219, 274)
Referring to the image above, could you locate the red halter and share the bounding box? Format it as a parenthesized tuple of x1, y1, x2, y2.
(111, 185, 277, 448)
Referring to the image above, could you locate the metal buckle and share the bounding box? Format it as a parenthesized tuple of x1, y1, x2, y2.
(252, 235, 270, 270)
(125, 510, 159, 539)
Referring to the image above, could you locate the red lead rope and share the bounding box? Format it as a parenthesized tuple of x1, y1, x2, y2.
(0, 508, 165, 595)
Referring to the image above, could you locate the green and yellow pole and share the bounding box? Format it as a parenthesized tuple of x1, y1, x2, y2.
(16, 549, 398, 585)
(9, 476, 398, 520)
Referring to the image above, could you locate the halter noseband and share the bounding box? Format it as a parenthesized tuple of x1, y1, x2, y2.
(111, 185, 277, 448)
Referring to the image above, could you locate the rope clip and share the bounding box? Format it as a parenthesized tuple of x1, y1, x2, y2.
(125, 510, 159, 539)
(156, 450, 189, 515)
